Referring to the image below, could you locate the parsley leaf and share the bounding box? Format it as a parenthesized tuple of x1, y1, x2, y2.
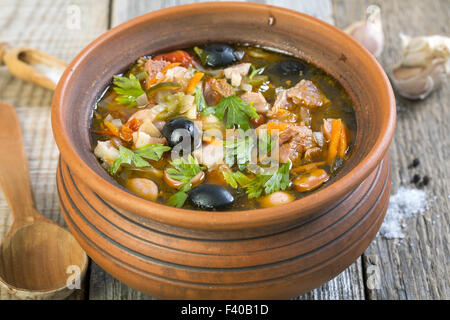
(111, 144, 170, 175)
(111, 145, 150, 175)
(166, 155, 206, 193)
(264, 161, 290, 195)
(224, 135, 255, 170)
(224, 162, 291, 199)
(249, 65, 266, 80)
(112, 74, 145, 108)
(223, 171, 252, 189)
(134, 144, 171, 161)
(166, 155, 206, 208)
(213, 95, 259, 130)
(167, 191, 189, 208)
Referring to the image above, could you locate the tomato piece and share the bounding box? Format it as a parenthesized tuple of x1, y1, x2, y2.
(154, 50, 194, 67)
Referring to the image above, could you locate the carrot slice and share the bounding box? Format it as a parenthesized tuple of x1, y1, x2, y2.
(266, 122, 289, 134)
(337, 124, 348, 158)
(327, 119, 342, 165)
(185, 72, 204, 94)
(160, 62, 181, 74)
(104, 121, 120, 137)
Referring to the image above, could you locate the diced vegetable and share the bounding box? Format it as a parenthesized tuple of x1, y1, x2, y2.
(266, 121, 289, 134)
(186, 72, 204, 94)
(147, 81, 181, 96)
(153, 50, 194, 67)
(327, 119, 342, 165)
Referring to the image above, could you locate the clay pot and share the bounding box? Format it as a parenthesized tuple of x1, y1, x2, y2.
(52, 2, 395, 299)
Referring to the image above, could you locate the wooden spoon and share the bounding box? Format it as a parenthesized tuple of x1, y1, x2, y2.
(0, 102, 87, 299)
(0, 42, 67, 90)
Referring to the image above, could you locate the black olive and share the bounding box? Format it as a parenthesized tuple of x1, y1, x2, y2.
(188, 184, 235, 210)
(265, 60, 308, 87)
(203, 44, 237, 67)
(274, 60, 307, 75)
(161, 117, 201, 150)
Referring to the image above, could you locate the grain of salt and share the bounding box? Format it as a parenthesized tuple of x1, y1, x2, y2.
(379, 187, 429, 239)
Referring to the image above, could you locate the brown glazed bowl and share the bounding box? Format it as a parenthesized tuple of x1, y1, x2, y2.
(52, 2, 395, 299)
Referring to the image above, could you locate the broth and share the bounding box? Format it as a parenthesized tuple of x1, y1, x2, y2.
(90, 44, 356, 211)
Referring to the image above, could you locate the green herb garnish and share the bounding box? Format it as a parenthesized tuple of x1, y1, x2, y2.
(110, 144, 169, 175)
(248, 65, 265, 80)
(224, 135, 255, 171)
(112, 74, 145, 108)
(166, 155, 205, 193)
(223, 171, 252, 189)
(194, 86, 208, 113)
(167, 191, 189, 208)
(223, 162, 291, 199)
(212, 95, 259, 130)
(134, 144, 171, 161)
(166, 155, 206, 207)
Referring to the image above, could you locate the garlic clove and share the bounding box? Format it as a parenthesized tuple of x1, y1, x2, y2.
(391, 34, 450, 100)
(344, 5, 384, 58)
(399, 34, 450, 67)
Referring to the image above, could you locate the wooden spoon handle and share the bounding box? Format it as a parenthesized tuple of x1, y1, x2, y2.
(0, 102, 38, 226)
(0, 42, 67, 91)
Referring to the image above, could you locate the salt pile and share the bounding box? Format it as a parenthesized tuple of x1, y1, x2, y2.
(379, 187, 429, 239)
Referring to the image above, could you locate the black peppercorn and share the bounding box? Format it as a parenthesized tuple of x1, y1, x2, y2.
(408, 158, 420, 169)
(422, 176, 430, 186)
(411, 174, 421, 184)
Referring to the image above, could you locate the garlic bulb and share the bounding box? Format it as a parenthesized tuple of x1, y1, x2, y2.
(344, 5, 384, 58)
(391, 34, 450, 100)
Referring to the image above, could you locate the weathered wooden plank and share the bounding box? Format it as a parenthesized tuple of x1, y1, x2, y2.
(333, 0, 449, 300)
(0, 0, 110, 300)
(88, 0, 365, 300)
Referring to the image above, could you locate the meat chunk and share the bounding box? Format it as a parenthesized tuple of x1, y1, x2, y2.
(144, 58, 170, 80)
(224, 63, 251, 87)
(94, 140, 119, 165)
(286, 80, 327, 108)
(209, 78, 235, 98)
(277, 125, 314, 163)
(240, 91, 269, 113)
(273, 90, 290, 111)
(304, 147, 323, 162)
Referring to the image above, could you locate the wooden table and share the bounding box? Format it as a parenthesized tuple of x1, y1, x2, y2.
(0, 0, 448, 300)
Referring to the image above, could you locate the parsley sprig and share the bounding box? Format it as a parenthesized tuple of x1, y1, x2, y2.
(212, 95, 259, 130)
(249, 65, 266, 80)
(223, 162, 291, 199)
(112, 74, 145, 108)
(224, 135, 255, 171)
(166, 155, 206, 208)
(111, 144, 170, 175)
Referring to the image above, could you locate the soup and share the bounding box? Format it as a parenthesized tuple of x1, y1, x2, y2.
(91, 44, 356, 211)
